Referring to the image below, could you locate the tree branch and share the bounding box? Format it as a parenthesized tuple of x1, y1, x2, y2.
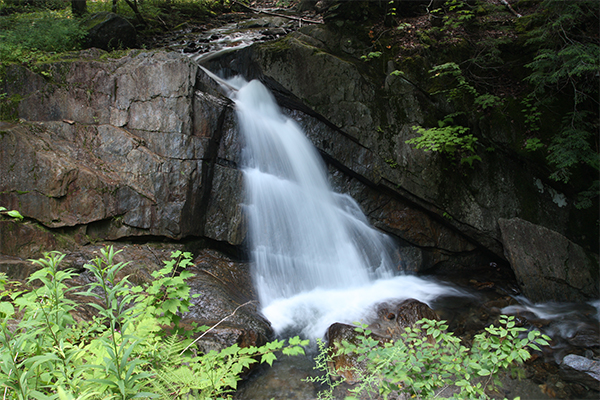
(179, 300, 257, 355)
(232, 0, 322, 25)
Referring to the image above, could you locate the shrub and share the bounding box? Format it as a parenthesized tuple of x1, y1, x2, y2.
(407, 115, 481, 167)
(308, 317, 550, 400)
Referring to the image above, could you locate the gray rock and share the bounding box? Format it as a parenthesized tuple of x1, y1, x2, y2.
(499, 218, 599, 303)
(560, 354, 600, 391)
(0, 51, 242, 245)
(184, 249, 272, 352)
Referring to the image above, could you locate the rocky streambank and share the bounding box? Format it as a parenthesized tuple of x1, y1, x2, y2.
(1, 3, 598, 397)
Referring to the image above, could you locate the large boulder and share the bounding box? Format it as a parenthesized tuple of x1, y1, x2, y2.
(83, 12, 137, 51)
(326, 299, 439, 383)
(499, 218, 599, 303)
(183, 249, 272, 352)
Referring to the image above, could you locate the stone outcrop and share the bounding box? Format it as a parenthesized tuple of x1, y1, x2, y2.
(1, 38, 597, 304)
(499, 218, 599, 303)
(1, 50, 243, 245)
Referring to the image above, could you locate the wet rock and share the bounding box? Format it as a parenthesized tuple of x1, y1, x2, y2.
(567, 326, 600, 349)
(0, 255, 39, 281)
(260, 27, 288, 38)
(203, 22, 598, 270)
(499, 218, 599, 303)
(559, 354, 600, 391)
(368, 299, 440, 339)
(182, 250, 272, 353)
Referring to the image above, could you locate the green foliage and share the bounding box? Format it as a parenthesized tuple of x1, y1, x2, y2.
(0, 251, 90, 398)
(524, 138, 543, 152)
(442, 0, 474, 30)
(524, 0, 599, 206)
(408, 116, 481, 167)
(0, 0, 70, 13)
(312, 317, 550, 400)
(0, 246, 310, 399)
(303, 338, 347, 400)
(430, 62, 478, 103)
(0, 206, 24, 220)
(150, 336, 309, 399)
(0, 10, 87, 64)
(135, 250, 198, 335)
(428, 0, 474, 31)
(78, 246, 156, 399)
(474, 93, 502, 110)
(361, 51, 382, 61)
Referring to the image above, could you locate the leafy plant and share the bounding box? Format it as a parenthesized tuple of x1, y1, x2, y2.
(361, 51, 382, 61)
(303, 338, 346, 400)
(429, 62, 477, 104)
(442, 0, 474, 30)
(79, 246, 155, 399)
(0, 206, 23, 220)
(524, 138, 544, 152)
(151, 336, 309, 399)
(407, 116, 481, 167)
(134, 250, 198, 336)
(0, 246, 310, 399)
(0, 251, 90, 398)
(524, 0, 599, 207)
(311, 316, 550, 400)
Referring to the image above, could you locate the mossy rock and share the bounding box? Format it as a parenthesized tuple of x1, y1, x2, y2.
(82, 12, 137, 51)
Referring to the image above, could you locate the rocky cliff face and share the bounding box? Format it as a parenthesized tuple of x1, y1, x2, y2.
(1, 38, 597, 304)
(201, 24, 598, 301)
(1, 50, 243, 246)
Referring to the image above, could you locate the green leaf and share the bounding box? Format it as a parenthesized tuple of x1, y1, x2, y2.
(6, 210, 24, 220)
(261, 352, 277, 366)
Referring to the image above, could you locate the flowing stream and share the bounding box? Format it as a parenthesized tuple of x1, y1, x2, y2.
(229, 78, 465, 338)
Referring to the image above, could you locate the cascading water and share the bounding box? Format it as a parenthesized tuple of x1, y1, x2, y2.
(229, 78, 465, 338)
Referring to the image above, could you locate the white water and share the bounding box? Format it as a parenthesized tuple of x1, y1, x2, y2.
(231, 78, 465, 338)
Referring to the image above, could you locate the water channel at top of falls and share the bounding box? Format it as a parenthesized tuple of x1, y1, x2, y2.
(165, 12, 600, 399)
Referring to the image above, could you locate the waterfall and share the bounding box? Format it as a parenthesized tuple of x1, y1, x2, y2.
(230, 78, 463, 338)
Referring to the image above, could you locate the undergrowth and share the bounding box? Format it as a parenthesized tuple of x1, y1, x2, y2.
(307, 318, 550, 400)
(0, 246, 309, 399)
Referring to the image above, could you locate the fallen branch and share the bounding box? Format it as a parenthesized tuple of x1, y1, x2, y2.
(500, 0, 522, 18)
(179, 300, 256, 355)
(232, 0, 322, 25)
